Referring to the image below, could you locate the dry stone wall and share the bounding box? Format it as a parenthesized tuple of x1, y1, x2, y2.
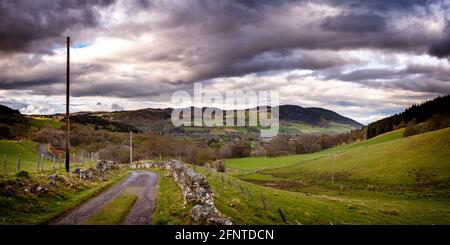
(131, 160, 232, 225)
(72, 160, 118, 180)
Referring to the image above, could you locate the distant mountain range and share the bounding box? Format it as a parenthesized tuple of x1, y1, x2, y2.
(0, 104, 364, 137)
(77, 105, 363, 136)
(278, 105, 363, 128)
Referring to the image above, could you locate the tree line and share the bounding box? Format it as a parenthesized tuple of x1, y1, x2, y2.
(366, 95, 450, 139)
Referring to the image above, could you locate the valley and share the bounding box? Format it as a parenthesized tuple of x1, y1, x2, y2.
(0, 96, 449, 225)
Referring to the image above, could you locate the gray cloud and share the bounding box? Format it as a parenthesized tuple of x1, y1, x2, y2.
(321, 14, 386, 33)
(0, 0, 116, 54)
(111, 103, 124, 111)
(429, 21, 450, 58)
(322, 63, 450, 94)
(0, 0, 449, 123)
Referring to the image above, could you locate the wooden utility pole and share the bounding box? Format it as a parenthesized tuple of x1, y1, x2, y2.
(130, 131, 133, 164)
(65, 36, 70, 172)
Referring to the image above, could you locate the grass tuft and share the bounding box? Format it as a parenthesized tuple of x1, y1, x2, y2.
(85, 193, 137, 225)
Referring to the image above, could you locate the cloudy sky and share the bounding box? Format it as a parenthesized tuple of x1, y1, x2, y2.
(1, 0, 450, 124)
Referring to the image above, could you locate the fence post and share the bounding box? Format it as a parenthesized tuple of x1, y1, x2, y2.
(40, 153, 44, 171)
(260, 189, 267, 210)
(16, 153, 21, 173)
(3, 154, 6, 176)
(36, 154, 40, 172)
(277, 208, 287, 223)
(237, 182, 244, 193)
(245, 187, 253, 199)
(221, 173, 224, 183)
(227, 176, 232, 186)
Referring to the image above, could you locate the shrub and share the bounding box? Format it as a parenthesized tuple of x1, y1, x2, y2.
(403, 120, 420, 137)
(230, 142, 251, 158)
(16, 171, 30, 179)
(216, 160, 226, 173)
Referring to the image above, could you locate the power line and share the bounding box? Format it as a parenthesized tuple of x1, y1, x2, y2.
(70, 41, 108, 107)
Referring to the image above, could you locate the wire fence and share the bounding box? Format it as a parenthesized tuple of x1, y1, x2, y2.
(203, 166, 296, 225)
(0, 150, 99, 176)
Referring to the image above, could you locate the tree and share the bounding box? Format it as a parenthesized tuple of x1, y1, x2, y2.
(231, 141, 251, 158)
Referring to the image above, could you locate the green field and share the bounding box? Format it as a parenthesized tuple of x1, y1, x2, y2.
(259, 128, 450, 185)
(217, 127, 450, 224)
(225, 128, 405, 172)
(197, 166, 450, 224)
(0, 140, 56, 174)
(30, 117, 63, 130)
(180, 121, 355, 137)
(279, 122, 356, 135)
(0, 140, 91, 175)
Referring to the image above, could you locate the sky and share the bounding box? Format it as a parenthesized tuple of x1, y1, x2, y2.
(0, 0, 450, 125)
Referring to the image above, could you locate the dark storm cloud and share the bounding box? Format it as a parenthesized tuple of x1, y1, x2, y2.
(336, 69, 402, 81)
(0, 78, 61, 90)
(429, 21, 450, 58)
(0, 0, 449, 107)
(328, 0, 432, 11)
(321, 14, 386, 33)
(0, 0, 116, 54)
(111, 0, 444, 86)
(321, 64, 450, 94)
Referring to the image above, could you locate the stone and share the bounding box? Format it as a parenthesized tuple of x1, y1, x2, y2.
(48, 174, 65, 186)
(133, 159, 232, 225)
(96, 160, 118, 172)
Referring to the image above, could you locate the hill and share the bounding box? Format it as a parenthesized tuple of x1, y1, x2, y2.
(225, 128, 405, 172)
(367, 94, 450, 138)
(210, 127, 450, 224)
(81, 104, 363, 136)
(0, 104, 65, 139)
(0, 140, 55, 173)
(232, 127, 450, 191)
(0, 104, 31, 139)
(279, 105, 363, 128)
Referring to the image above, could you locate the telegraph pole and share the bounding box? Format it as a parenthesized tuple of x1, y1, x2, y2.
(65, 36, 70, 172)
(130, 131, 133, 164)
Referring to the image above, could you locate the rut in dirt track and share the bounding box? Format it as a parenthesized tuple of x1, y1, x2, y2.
(52, 171, 159, 225)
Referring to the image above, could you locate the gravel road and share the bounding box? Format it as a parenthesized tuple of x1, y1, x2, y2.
(52, 171, 159, 225)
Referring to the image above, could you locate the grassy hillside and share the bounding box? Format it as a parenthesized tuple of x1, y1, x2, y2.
(260, 127, 450, 185)
(0, 170, 129, 224)
(279, 122, 356, 135)
(0, 140, 97, 175)
(213, 127, 450, 224)
(30, 117, 63, 130)
(225, 128, 405, 172)
(0, 140, 56, 174)
(197, 167, 450, 224)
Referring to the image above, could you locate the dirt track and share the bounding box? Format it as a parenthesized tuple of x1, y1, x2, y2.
(52, 171, 159, 225)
